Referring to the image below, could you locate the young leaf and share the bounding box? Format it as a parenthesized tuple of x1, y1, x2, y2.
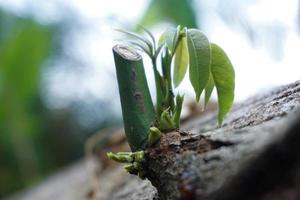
(204, 72, 215, 108)
(154, 44, 164, 58)
(173, 94, 184, 128)
(138, 25, 156, 49)
(161, 48, 172, 79)
(173, 35, 189, 87)
(158, 27, 176, 52)
(125, 40, 152, 58)
(187, 29, 211, 102)
(210, 43, 235, 126)
(172, 25, 181, 54)
(116, 29, 153, 56)
(159, 108, 176, 131)
(156, 49, 171, 115)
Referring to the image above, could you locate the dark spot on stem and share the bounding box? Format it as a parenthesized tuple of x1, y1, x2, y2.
(131, 67, 145, 113)
(135, 92, 145, 112)
(131, 69, 136, 82)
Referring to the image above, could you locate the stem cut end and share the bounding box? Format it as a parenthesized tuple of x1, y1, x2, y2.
(113, 44, 141, 61)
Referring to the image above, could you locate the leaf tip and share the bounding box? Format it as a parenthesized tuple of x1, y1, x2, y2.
(195, 91, 202, 102)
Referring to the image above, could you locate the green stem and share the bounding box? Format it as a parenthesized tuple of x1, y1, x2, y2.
(167, 65, 175, 113)
(113, 45, 156, 151)
(162, 49, 175, 113)
(152, 58, 163, 118)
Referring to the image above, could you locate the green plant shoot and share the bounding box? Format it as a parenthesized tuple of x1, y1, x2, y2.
(108, 25, 235, 175)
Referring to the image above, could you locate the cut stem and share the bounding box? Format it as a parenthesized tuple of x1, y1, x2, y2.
(113, 45, 156, 151)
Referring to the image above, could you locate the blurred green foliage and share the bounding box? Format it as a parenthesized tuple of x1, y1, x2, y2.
(0, 10, 116, 198)
(0, 12, 54, 196)
(141, 0, 198, 28)
(0, 10, 91, 197)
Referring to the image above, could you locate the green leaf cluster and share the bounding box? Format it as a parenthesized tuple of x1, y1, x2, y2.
(162, 27, 235, 126)
(114, 26, 235, 155)
(110, 25, 235, 173)
(118, 26, 235, 129)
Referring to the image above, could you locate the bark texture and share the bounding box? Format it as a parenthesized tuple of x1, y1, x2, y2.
(8, 80, 300, 200)
(143, 80, 300, 200)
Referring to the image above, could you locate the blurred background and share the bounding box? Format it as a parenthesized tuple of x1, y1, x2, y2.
(0, 0, 299, 198)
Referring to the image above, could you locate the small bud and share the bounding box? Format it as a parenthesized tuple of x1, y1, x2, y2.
(106, 152, 133, 163)
(124, 163, 135, 172)
(159, 109, 176, 131)
(148, 127, 162, 146)
(133, 151, 145, 162)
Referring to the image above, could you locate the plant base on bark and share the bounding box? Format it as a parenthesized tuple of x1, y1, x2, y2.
(107, 26, 236, 199)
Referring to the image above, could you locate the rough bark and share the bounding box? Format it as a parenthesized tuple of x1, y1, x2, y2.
(8, 80, 300, 200)
(143, 80, 300, 200)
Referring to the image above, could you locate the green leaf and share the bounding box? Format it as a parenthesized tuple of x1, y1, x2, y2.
(125, 40, 152, 58)
(159, 108, 176, 132)
(158, 27, 176, 52)
(154, 44, 164, 58)
(173, 35, 189, 87)
(204, 72, 215, 108)
(187, 29, 211, 101)
(161, 47, 171, 79)
(172, 25, 181, 53)
(138, 25, 156, 49)
(116, 29, 153, 56)
(210, 43, 235, 126)
(173, 94, 184, 128)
